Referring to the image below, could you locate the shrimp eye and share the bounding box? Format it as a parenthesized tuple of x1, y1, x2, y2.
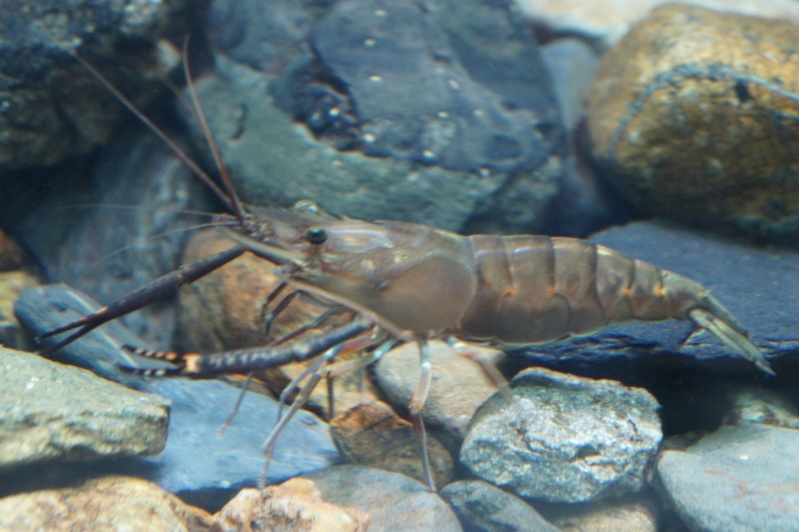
(304, 227, 328, 245)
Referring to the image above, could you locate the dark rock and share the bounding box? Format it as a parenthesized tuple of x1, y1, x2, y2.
(14, 285, 340, 510)
(656, 423, 799, 531)
(304, 465, 462, 531)
(440, 480, 558, 532)
(194, 0, 564, 234)
(0, 475, 213, 531)
(0, 0, 190, 169)
(461, 367, 662, 503)
(0, 347, 169, 467)
(587, 5, 799, 245)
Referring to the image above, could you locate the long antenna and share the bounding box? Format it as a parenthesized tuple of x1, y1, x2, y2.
(74, 53, 233, 210)
(181, 37, 246, 224)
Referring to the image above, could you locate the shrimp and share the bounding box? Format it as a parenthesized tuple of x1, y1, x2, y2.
(38, 51, 773, 491)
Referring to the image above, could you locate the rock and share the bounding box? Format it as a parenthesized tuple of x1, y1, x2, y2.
(16, 130, 211, 348)
(175, 229, 381, 418)
(329, 402, 453, 488)
(196, 0, 564, 234)
(516, 222, 799, 378)
(0, 229, 28, 272)
(0, 475, 212, 531)
(14, 285, 340, 510)
(723, 386, 799, 429)
(0, 347, 169, 468)
(213, 478, 369, 531)
(541, 493, 659, 532)
(0, 270, 39, 351)
(440, 480, 559, 532)
(374, 340, 502, 445)
(0, 0, 187, 169)
(656, 424, 799, 531)
(304, 465, 462, 531)
(461, 367, 662, 503)
(516, 0, 799, 50)
(587, 5, 799, 245)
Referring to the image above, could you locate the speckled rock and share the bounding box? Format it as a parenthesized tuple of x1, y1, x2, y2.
(176, 229, 381, 417)
(587, 5, 799, 244)
(0, 475, 212, 531)
(516, 0, 799, 50)
(374, 340, 503, 444)
(213, 478, 370, 532)
(0, 0, 188, 169)
(462, 367, 662, 503)
(0, 347, 169, 468)
(196, 0, 564, 234)
(304, 465, 462, 531)
(656, 424, 799, 531)
(329, 402, 453, 487)
(440, 480, 558, 532)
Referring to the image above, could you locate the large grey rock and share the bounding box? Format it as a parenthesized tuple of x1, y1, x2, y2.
(0, 0, 188, 169)
(0, 347, 168, 467)
(304, 465, 462, 531)
(197, 0, 564, 234)
(440, 480, 558, 532)
(14, 285, 339, 510)
(657, 424, 799, 531)
(461, 367, 662, 503)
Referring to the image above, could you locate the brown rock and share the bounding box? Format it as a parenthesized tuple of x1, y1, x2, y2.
(0, 475, 212, 531)
(374, 340, 503, 442)
(0, 229, 28, 272)
(176, 229, 380, 417)
(0, 270, 39, 350)
(330, 402, 454, 487)
(213, 478, 369, 532)
(541, 493, 659, 532)
(587, 5, 799, 244)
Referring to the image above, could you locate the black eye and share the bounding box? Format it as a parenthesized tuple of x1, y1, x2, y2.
(304, 227, 328, 245)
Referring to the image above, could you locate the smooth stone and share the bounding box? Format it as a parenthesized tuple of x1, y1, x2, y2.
(656, 424, 799, 531)
(440, 480, 559, 532)
(0, 347, 168, 467)
(462, 367, 662, 503)
(0, 475, 212, 531)
(303, 465, 462, 531)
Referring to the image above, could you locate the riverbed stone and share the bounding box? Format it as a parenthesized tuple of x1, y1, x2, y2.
(0, 475, 212, 531)
(656, 423, 799, 531)
(462, 367, 662, 503)
(0, 347, 169, 468)
(587, 5, 799, 244)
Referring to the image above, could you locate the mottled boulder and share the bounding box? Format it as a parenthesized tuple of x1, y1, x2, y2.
(656, 424, 799, 531)
(0, 347, 169, 468)
(462, 368, 662, 503)
(0, 476, 212, 531)
(303, 465, 462, 531)
(587, 5, 799, 244)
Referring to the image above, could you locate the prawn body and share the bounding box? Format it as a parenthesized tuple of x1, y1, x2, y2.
(221, 201, 773, 375)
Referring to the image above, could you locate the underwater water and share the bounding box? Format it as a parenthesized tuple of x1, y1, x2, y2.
(1, 1, 799, 530)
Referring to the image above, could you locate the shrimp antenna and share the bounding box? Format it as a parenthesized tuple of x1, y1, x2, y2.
(181, 37, 247, 224)
(73, 52, 233, 211)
